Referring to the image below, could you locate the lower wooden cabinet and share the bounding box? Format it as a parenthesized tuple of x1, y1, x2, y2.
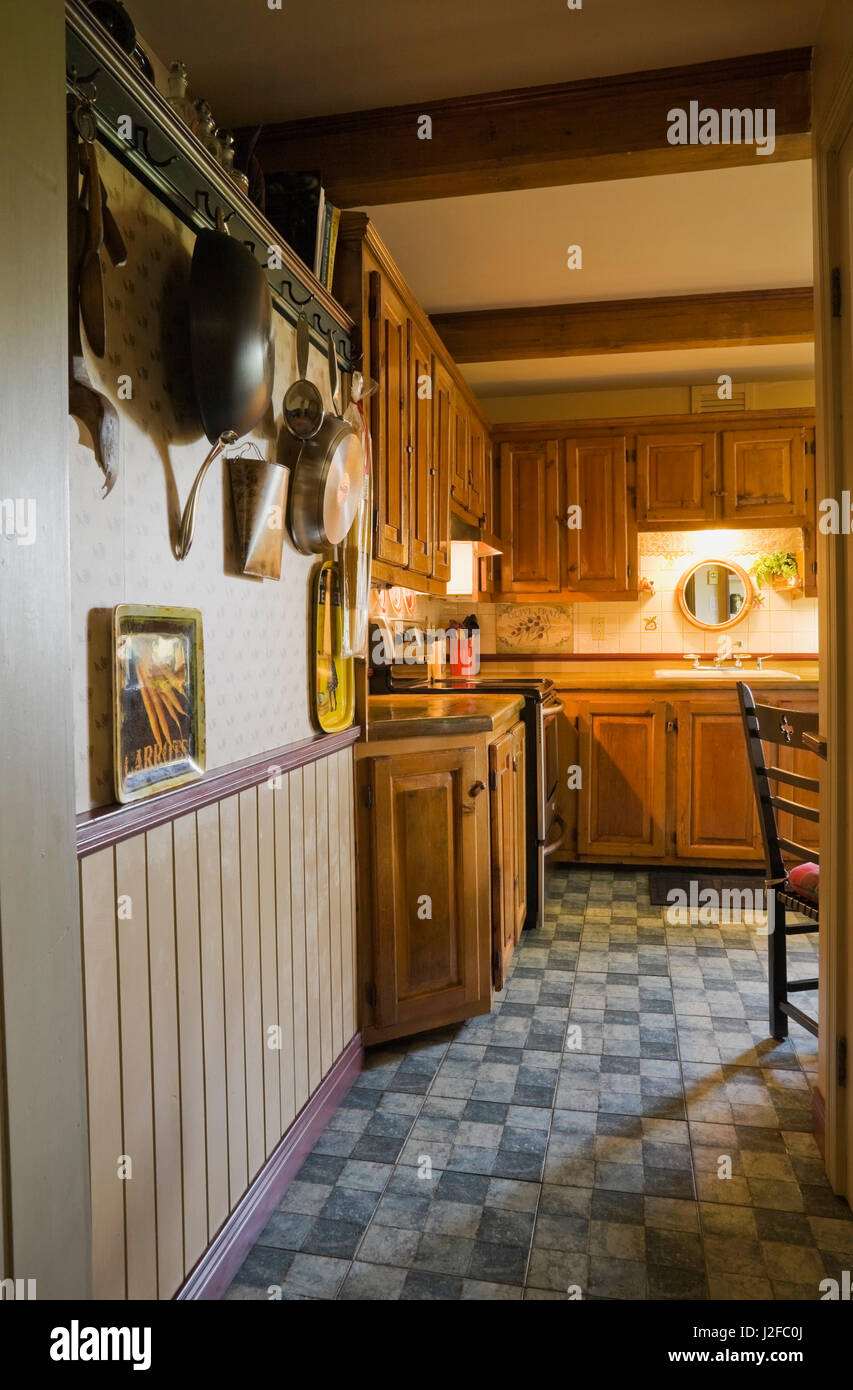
(356, 721, 526, 1044)
(674, 700, 761, 860)
(557, 686, 817, 868)
(576, 699, 668, 858)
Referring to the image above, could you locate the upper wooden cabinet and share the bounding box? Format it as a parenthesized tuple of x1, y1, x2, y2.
(497, 436, 636, 598)
(720, 425, 809, 520)
(566, 436, 633, 593)
(407, 321, 433, 577)
(368, 271, 409, 569)
(334, 214, 493, 595)
(637, 431, 717, 523)
(499, 439, 561, 592)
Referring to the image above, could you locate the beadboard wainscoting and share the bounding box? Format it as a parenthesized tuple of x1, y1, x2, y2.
(77, 738, 358, 1300)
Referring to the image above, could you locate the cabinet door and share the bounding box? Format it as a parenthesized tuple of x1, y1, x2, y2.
(511, 722, 527, 939)
(578, 699, 667, 857)
(499, 439, 561, 592)
(674, 701, 762, 860)
(369, 272, 409, 567)
(720, 426, 808, 520)
(367, 748, 490, 1042)
(468, 413, 486, 520)
(565, 437, 634, 593)
(431, 357, 453, 582)
(489, 731, 517, 989)
(450, 392, 470, 509)
(637, 432, 717, 523)
(407, 322, 433, 577)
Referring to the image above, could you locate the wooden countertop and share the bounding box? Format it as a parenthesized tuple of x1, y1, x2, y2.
(367, 693, 524, 740)
(477, 658, 819, 691)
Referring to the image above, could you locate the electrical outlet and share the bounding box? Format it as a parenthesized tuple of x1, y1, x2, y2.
(591, 617, 605, 639)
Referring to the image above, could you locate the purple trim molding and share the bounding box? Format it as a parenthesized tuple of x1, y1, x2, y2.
(76, 725, 361, 857)
(177, 1032, 364, 1300)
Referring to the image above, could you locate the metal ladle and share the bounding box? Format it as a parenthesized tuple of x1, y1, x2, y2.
(283, 312, 324, 440)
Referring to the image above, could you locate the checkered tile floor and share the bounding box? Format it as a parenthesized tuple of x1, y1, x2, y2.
(225, 867, 850, 1301)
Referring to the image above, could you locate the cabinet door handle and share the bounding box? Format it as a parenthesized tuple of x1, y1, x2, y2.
(710, 489, 726, 497)
(469, 780, 487, 797)
(666, 718, 678, 733)
(512, 755, 519, 771)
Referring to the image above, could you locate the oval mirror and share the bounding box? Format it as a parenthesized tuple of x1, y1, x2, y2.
(676, 558, 752, 630)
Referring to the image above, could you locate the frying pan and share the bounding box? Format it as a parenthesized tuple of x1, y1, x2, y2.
(178, 219, 275, 559)
(288, 332, 364, 554)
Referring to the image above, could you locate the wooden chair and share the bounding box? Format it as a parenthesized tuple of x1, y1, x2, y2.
(737, 682, 820, 1040)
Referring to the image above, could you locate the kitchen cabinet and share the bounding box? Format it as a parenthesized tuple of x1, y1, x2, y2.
(368, 271, 409, 568)
(489, 730, 517, 990)
(431, 357, 454, 583)
(335, 214, 494, 594)
(555, 685, 818, 868)
(407, 321, 433, 577)
(565, 436, 634, 593)
(355, 706, 526, 1045)
(468, 414, 487, 521)
(496, 436, 636, 599)
(674, 700, 761, 860)
(359, 745, 489, 1043)
(720, 425, 809, 521)
(637, 431, 717, 523)
(576, 698, 668, 857)
(498, 439, 561, 593)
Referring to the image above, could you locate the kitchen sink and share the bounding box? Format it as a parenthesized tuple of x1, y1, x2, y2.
(654, 668, 800, 680)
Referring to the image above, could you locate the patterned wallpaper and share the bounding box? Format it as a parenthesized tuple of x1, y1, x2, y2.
(70, 149, 334, 810)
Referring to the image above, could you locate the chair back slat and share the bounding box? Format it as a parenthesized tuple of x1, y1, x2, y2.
(751, 700, 821, 751)
(777, 837, 820, 864)
(770, 795, 820, 823)
(767, 765, 820, 794)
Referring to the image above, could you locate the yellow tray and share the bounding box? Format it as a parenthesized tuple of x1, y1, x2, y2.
(312, 560, 355, 734)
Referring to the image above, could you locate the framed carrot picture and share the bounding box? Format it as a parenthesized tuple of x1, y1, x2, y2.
(113, 605, 206, 803)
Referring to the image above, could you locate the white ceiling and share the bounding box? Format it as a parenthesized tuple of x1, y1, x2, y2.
(466, 344, 815, 396)
(133, 0, 819, 123)
(362, 163, 814, 315)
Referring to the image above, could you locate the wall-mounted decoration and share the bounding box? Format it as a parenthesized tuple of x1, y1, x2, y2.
(313, 562, 354, 735)
(496, 604, 573, 653)
(643, 616, 658, 632)
(676, 558, 753, 631)
(113, 604, 205, 802)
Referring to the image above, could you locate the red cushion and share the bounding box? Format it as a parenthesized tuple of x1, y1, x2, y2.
(786, 862, 820, 902)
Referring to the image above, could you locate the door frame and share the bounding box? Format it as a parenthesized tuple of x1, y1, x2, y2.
(813, 38, 853, 1200)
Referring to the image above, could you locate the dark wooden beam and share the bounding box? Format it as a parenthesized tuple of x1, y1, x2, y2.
(430, 288, 815, 363)
(250, 48, 811, 207)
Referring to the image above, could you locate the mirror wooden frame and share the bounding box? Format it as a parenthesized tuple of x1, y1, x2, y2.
(676, 557, 753, 631)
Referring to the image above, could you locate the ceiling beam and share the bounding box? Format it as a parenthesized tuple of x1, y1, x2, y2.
(250, 48, 811, 207)
(429, 288, 814, 363)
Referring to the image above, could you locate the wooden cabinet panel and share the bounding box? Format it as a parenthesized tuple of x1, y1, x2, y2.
(565, 437, 634, 593)
(721, 426, 808, 520)
(469, 414, 486, 520)
(675, 701, 762, 860)
(499, 439, 561, 592)
(367, 748, 489, 1040)
(511, 722, 527, 939)
(637, 431, 716, 523)
(408, 322, 433, 576)
(489, 731, 517, 989)
(431, 357, 453, 582)
(450, 391, 470, 509)
(578, 700, 667, 857)
(369, 272, 409, 567)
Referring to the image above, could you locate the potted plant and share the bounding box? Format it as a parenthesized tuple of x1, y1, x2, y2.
(750, 551, 800, 592)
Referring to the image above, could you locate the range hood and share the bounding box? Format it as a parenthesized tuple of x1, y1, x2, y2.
(449, 511, 503, 556)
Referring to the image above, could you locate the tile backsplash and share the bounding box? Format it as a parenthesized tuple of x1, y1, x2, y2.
(415, 526, 818, 657)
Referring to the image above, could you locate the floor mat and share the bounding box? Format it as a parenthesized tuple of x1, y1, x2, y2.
(648, 868, 765, 907)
